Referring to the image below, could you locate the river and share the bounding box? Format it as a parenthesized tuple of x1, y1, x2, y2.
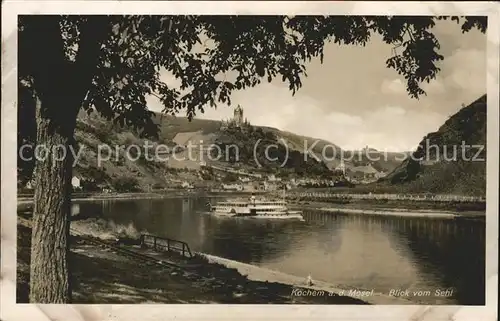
(71, 196, 485, 305)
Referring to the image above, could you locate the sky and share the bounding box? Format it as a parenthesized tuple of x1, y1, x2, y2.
(146, 19, 486, 152)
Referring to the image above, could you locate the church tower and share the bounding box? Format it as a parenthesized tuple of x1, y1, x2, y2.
(338, 160, 346, 176)
(234, 104, 244, 127)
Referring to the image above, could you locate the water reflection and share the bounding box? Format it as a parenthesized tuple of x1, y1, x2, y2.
(73, 197, 485, 305)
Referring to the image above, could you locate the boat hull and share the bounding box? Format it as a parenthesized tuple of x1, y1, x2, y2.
(211, 210, 304, 220)
(207, 197, 304, 221)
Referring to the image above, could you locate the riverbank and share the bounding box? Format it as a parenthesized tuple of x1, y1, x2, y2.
(198, 253, 411, 305)
(301, 206, 458, 219)
(16, 190, 263, 207)
(287, 195, 485, 212)
(16, 191, 486, 219)
(16, 192, 204, 211)
(288, 199, 485, 219)
(16, 216, 369, 304)
(17, 191, 198, 202)
(290, 202, 485, 219)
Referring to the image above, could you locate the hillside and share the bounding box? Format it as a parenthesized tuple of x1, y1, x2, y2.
(341, 148, 410, 173)
(153, 114, 343, 163)
(57, 111, 341, 191)
(18, 107, 405, 192)
(382, 95, 487, 196)
(210, 122, 332, 177)
(150, 114, 402, 174)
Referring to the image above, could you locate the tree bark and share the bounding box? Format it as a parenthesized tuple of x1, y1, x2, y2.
(22, 16, 108, 303)
(29, 94, 78, 303)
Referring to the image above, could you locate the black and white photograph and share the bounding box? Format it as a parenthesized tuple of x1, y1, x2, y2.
(1, 1, 499, 321)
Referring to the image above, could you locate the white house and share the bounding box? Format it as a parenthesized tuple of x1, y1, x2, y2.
(71, 176, 81, 189)
(25, 179, 35, 189)
(222, 183, 243, 191)
(242, 182, 258, 192)
(351, 164, 379, 180)
(181, 181, 194, 189)
(263, 181, 278, 191)
(267, 174, 277, 181)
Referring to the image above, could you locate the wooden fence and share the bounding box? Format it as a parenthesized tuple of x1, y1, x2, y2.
(140, 234, 193, 258)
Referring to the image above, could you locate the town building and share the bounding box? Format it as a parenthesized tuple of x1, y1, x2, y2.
(242, 182, 258, 192)
(263, 181, 279, 191)
(181, 181, 194, 189)
(222, 183, 243, 191)
(335, 160, 346, 176)
(71, 176, 81, 189)
(349, 164, 380, 182)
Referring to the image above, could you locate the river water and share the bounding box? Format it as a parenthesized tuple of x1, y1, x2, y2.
(72, 196, 485, 305)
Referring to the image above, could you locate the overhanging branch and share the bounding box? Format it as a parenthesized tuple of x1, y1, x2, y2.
(74, 16, 111, 102)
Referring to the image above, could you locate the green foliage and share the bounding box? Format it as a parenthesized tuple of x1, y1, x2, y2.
(415, 95, 487, 159)
(200, 166, 215, 180)
(111, 176, 140, 192)
(17, 16, 486, 182)
(81, 166, 109, 184)
(19, 15, 487, 127)
(80, 179, 101, 192)
(151, 182, 165, 190)
(384, 95, 487, 196)
(222, 172, 239, 183)
(214, 123, 330, 176)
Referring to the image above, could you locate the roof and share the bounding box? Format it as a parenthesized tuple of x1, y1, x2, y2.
(351, 164, 379, 174)
(173, 132, 197, 146)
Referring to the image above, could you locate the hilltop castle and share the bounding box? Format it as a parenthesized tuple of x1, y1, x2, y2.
(220, 104, 248, 130)
(233, 104, 244, 127)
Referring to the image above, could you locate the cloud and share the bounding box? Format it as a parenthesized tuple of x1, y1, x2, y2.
(441, 49, 486, 97)
(432, 19, 487, 57)
(143, 20, 486, 152)
(413, 48, 486, 108)
(380, 78, 406, 95)
(379, 47, 485, 99)
(147, 65, 475, 152)
(420, 79, 446, 95)
(194, 83, 446, 152)
(358, 106, 444, 151)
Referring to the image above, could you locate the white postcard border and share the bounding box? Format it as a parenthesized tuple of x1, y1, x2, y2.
(1, 1, 498, 321)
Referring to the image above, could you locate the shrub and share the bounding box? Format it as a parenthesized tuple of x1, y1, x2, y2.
(112, 176, 140, 192)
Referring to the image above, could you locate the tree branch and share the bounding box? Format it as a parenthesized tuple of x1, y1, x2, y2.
(73, 16, 111, 102)
(22, 16, 67, 99)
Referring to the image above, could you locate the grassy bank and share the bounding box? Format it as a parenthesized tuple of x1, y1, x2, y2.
(17, 216, 367, 304)
(289, 196, 485, 214)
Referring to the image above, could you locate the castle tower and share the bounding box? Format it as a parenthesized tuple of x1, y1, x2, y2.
(234, 104, 244, 127)
(338, 160, 346, 176)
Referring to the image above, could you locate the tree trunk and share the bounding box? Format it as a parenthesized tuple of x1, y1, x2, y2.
(21, 16, 107, 304)
(29, 95, 77, 303)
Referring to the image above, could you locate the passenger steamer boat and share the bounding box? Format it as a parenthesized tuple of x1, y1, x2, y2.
(207, 192, 303, 220)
